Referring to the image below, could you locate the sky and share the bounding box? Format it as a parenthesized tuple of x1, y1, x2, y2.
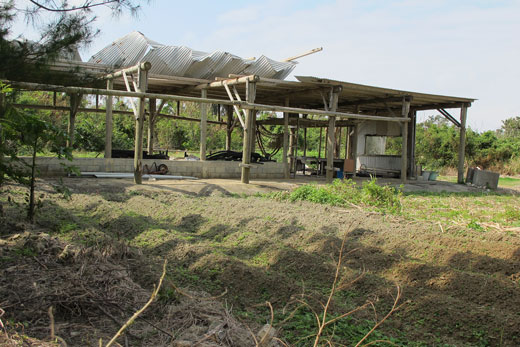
(9, 0, 520, 131)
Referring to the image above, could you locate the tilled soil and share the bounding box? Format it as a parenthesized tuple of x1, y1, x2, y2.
(1, 178, 519, 346)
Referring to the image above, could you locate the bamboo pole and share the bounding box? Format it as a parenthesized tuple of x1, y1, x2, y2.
(251, 111, 256, 155)
(200, 89, 208, 160)
(197, 75, 260, 89)
(225, 105, 233, 151)
(241, 81, 256, 184)
(104, 62, 152, 80)
(133, 66, 149, 185)
(283, 98, 290, 179)
(147, 98, 156, 154)
(326, 91, 339, 183)
(5, 81, 410, 123)
(105, 79, 113, 158)
(10, 103, 226, 125)
(66, 93, 81, 148)
(318, 127, 323, 159)
(458, 105, 468, 184)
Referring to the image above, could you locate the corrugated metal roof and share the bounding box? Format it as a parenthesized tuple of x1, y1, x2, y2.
(244, 55, 296, 80)
(88, 31, 295, 80)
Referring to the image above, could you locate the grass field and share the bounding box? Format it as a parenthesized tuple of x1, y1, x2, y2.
(1, 178, 519, 346)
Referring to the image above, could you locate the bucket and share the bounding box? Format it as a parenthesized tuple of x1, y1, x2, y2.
(336, 171, 344, 179)
(421, 171, 431, 180)
(429, 171, 439, 181)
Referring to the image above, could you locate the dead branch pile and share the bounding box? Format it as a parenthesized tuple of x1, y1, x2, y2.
(0, 232, 255, 346)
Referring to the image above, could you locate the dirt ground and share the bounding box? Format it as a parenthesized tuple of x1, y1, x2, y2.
(1, 177, 519, 346)
(122, 175, 509, 196)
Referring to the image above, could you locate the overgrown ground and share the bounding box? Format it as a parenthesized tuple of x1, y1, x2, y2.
(1, 178, 519, 346)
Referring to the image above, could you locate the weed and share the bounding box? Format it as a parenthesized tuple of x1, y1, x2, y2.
(267, 178, 402, 214)
(14, 246, 37, 257)
(467, 220, 485, 232)
(58, 222, 78, 234)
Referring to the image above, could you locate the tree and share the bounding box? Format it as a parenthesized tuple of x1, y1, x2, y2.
(0, 0, 147, 221)
(1, 0, 144, 83)
(500, 116, 520, 138)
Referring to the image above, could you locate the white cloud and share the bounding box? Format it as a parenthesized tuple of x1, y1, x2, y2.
(202, 0, 520, 130)
(7, 0, 520, 130)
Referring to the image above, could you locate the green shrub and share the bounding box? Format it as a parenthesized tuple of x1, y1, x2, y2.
(271, 178, 402, 214)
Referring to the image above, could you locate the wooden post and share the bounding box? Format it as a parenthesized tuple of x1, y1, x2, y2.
(283, 98, 290, 178)
(289, 124, 296, 173)
(241, 81, 256, 184)
(334, 127, 341, 157)
(344, 126, 349, 160)
(0, 92, 5, 183)
(251, 111, 257, 155)
(147, 98, 156, 155)
(326, 89, 340, 183)
(303, 125, 307, 157)
(407, 110, 417, 177)
(66, 93, 81, 148)
(133, 65, 149, 184)
(225, 105, 233, 151)
(458, 105, 468, 184)
(104, 79, 113, 158)
(400, 99, 411, 183)
(352, 123, 358, 177)
(200, 89, 208, 160)
(318, 127, 323, 159)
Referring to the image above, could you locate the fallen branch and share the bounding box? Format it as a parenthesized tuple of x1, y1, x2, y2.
(104, 260, 167, 347)
(355, 285, 402, 347)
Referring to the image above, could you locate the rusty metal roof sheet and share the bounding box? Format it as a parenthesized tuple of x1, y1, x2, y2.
(88, 31, 296, 80)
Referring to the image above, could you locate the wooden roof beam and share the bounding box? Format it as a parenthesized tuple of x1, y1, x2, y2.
(338, 95, 406, 107)
(195, 75, 260, 90)
(411, 102, 471, 111)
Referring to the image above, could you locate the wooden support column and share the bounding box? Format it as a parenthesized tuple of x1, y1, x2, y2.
(66, 93, 82, 148)
(147, 98, 156, 155)
(334, 126, 341, 157)
(225, 105, 233, 151)
(283, 98, 290, 179)
(289, 123, 296, 173)
(241, 81, 256, 184)
(0, 92, 5, 183)
(104, 79, 113, 158)
(318, 127, 323, 159)
(200, 89, 208, 160)
(251, 111, 257, 155)
(344, 126, 349, 160)
(458, 105, 468, 184)
(326, 88, 340, 183)
(400, 98, 411, 183)
(352, 123, 358, 177)
(407, 110, 417, 177)
(133, 65, 149, 184)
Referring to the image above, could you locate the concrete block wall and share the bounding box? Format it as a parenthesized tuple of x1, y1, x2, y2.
(32, 157, 285, 179)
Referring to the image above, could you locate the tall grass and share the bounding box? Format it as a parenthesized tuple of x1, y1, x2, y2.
(269, 178, 403, 214)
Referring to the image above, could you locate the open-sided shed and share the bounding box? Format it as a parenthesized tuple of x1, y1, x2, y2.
(5, 32, 474, 184)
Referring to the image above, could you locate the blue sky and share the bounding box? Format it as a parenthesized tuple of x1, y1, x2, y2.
(10, 0, 520, 131)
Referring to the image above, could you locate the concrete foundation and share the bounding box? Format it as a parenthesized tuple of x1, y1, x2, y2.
(32, 157, 285, 179)
(466, 168, 500, 189)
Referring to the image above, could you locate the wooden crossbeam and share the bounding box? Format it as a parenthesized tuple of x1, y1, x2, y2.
(438, 108, 461, 127)
(338, 95, 405, 107)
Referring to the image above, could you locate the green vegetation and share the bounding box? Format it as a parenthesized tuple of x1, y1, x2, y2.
(413, 115, 520, 174)
(2, 179, 519, 345)
(268, 178, 402, 214)
(267, 179, 519, 234)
